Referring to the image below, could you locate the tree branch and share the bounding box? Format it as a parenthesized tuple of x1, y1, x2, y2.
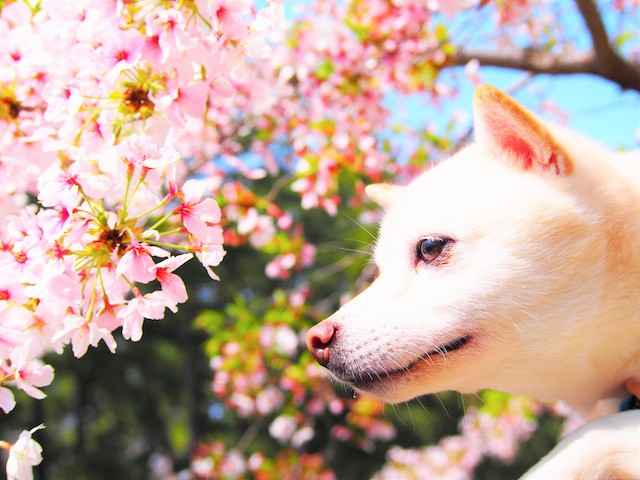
(573, 0, 640, 92)
(448, 0, 640, 93)
(574, 0, 612, 60)
(451, 47, 640, 93)
(453, 48, 596, 75)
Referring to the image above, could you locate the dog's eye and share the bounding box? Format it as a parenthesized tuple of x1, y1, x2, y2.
(416, 237, 451, 264)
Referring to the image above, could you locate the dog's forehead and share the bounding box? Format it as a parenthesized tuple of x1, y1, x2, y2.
(383, 151, 502, 231)
(376, 145, 565, 251)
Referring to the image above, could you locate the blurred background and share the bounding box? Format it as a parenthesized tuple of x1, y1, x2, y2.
(2, 0, 639, 478)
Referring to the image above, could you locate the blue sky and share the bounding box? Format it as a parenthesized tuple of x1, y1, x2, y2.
(389, 67, 640, 149)
(273, 0, 639, 149)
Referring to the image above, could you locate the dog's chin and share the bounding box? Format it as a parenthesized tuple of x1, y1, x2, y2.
(328, 334, 473, 403)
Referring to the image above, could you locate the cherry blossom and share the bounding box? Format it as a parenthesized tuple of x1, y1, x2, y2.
(4, 425, 44, 480)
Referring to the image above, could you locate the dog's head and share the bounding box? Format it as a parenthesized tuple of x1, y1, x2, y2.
(306, 86, 637, 408)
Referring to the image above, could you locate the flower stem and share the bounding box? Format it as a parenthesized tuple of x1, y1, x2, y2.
(85, 282, 98, 324)
(146, 240, 194, 252)
(119, 167, 134, 223)
(76, 185, 101, 218)
(131, 195, 170, 222)
(157, 227, 183, 237)
(145, 207, 177, 233)
(96, 269, 109, 302)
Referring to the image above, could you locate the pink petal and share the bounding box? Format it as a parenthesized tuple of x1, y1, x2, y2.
(71, 328, 90, 358)
(16, 380, 46, 400)
(119, 299, 144, 341)
(194, 198, 221, 224)
(203, 225, 224, 245)
(146, 246, 170, 258)
(117, 249, 156, 283)
(155, 253, 193, 273)
(141, 292, 168, 319)
(122, 311, 144, 342)
(0, 387, 16, 414)
(96, 308, 122, 332)
(182, 179, 206, 203)
(183, 214, 208, 240)
(116, 249, 134, 277)
(160, 272, 188, 305)
(202, 263, 220, 281)
(200, 243, 226, 267)
(23, 362, 54, 388)
(89, 325, 117, 353)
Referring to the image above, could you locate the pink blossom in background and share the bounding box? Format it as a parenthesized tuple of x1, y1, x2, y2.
(5, 425, 45, 480)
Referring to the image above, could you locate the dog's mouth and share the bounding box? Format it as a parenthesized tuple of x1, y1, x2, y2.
(332, 334, 472, 389)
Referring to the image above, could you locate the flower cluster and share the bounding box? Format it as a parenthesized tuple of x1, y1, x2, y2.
(373, 397, 584, 479)
(247, 0, 466, 215)
(0, 0, 286, 417)
(191, 443, 335, 480)
(374, 393, 539, 479)
(374, 392, 543, 479)
(218, 181, 316, 279)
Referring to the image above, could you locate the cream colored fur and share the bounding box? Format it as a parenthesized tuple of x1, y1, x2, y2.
(315, 85, 640, 478)
(522, 411, 640, 480)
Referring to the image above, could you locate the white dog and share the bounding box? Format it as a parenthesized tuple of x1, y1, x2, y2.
(306, 85, 640, 479)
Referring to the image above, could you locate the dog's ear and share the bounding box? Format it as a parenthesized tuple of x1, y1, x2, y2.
(473, 85, 573, 176)
(365, 184, 399, 208)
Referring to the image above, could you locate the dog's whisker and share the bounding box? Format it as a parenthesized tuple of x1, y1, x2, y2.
(415, 396, 431, 416)
(340, 212, 377, 241)
(327, 246, 372, 256)
(434, 392, 451, 418)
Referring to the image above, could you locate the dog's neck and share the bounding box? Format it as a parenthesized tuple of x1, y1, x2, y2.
(503, 132, 640, 412)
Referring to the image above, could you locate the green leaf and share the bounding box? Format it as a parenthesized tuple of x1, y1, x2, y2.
(345, 17, 370, 42)
(195, 310, 225, 332)
(615, 31, 637, 48)
(315, 60, 335, 81)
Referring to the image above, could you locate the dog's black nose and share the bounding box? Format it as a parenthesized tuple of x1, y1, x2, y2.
(306, 321, 337, 366)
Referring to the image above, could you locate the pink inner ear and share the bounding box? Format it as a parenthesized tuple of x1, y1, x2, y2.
(478, 99, 568, 175)
(499, 134, 534, 170)
(484, 112, 535, 170)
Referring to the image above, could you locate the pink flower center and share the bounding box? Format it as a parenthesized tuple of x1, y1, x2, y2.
(177, 202, 193, 219)
(156, 268, 168, 282)
(0, 289, 10, 301)
(59, 208, 70, 223)
(31, 316, 46, 331)
(216, 5, 228, 20)
(148, 35, 160, 49)
(131, 244, 147, 256)
(64, 174, 80, 187)
(51, 242, 70, 260)
(115, 49, 130, 62)
(14, 251, 27, 264)
(92, 120, 103, 139)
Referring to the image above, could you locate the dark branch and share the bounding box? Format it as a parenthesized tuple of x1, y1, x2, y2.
(452, 48, 596, 75)
(573, 0, 640, 92)
(574, 0, 612, 60)
(447, 0, 640, 93)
